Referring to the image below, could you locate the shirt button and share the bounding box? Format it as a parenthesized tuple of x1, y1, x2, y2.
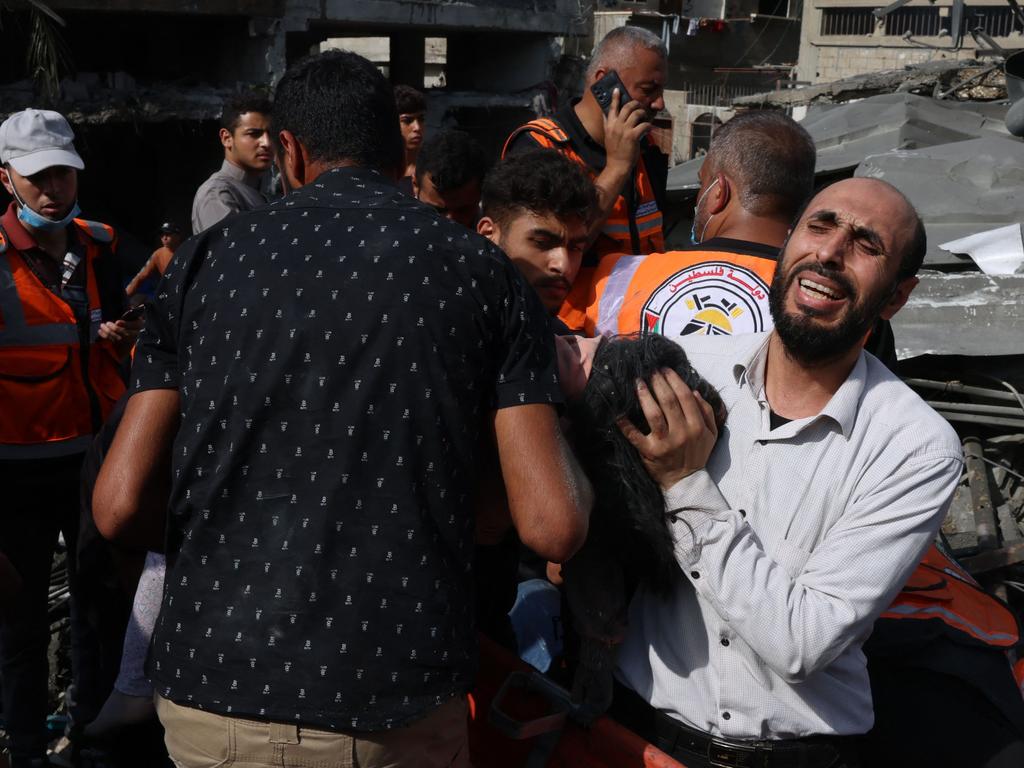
(720, 637, 730, 647)
(738, 509, 747, 518)
(690, 571, 700, 580)
(722, 712, 731, 720)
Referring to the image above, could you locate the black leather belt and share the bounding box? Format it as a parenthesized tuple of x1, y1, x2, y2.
(610, 683, 858, 768)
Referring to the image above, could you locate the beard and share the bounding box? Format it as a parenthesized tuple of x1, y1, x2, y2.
(768, 260, 893, 365)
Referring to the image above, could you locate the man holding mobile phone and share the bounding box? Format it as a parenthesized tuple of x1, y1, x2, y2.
(502, 26, 668, 330)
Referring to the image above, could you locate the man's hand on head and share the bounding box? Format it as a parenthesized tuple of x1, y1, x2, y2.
(602, 88, 649, 174)
(618, 368, 718, 491)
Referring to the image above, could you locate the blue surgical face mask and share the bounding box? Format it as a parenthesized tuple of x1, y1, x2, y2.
(10, 183, 80, 232)
(689, 177, 719, 245)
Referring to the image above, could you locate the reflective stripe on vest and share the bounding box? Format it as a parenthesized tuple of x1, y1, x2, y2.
(0, 222, 125, 457)
(595, 255, 645, 336)
(501, 119, 664, 258)
(0, 252, 80, 346)
(880, 544, 1020, 648)
(882, 603, 1018, 645)
(73, 218, 115, 244)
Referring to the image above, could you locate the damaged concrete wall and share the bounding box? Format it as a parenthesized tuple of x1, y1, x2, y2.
(0, 0, 591, 271)
(798, 0, 1024, 84)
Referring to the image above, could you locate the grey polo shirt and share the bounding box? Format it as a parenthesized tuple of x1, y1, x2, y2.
(191, 159, 268, 234)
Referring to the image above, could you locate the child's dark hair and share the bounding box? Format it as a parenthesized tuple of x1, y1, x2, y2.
(569, 334, 725, 594)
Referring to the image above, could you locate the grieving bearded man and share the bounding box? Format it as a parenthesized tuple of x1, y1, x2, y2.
(608, 178, 963, 768)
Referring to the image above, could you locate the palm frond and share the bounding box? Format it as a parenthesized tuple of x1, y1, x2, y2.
(26, 4, 72, 104)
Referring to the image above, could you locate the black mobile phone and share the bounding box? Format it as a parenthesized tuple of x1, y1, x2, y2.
(120, 305, 146, 322)
(591, 70, 633, 116)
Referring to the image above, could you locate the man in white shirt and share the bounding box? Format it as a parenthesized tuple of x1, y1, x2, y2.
(612, 177, 964, 768)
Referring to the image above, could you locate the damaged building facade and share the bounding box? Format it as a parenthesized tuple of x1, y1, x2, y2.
(593, 0, 802, 164)
(798, 0, 1024, 83)
(0, 0, 589, 267)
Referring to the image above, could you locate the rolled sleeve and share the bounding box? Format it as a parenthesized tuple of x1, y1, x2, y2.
(131, 240, 196, 393)
(491, 253, 564, 411)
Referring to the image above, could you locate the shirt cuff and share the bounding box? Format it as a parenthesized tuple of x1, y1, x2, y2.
(663, 470, 729, 514)
(663, 470, 730, 565)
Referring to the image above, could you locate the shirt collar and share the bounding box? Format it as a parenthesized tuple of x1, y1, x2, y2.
(558, 99, 607, 171)
(733, 333, 867, 439)
(220, 159, 264, 190)
(1, 202, 38, 252)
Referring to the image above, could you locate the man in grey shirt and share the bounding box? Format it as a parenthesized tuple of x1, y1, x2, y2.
(611, 178, 963, 768)
(191, 94, 272, 234)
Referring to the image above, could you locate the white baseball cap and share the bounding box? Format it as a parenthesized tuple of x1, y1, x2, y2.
(0, 109, 84, 176)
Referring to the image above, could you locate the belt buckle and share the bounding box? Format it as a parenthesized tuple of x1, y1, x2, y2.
(707, 738, 764, 768)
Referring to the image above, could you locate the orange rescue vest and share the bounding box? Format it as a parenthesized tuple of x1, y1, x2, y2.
(880, 544, 1020, 649)
(501, 118, 665, 260)
(557, 243, 778, 337)
(0, 218, 127, 458)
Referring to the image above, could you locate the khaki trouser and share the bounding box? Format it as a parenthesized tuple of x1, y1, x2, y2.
(156, 694, 470, 768)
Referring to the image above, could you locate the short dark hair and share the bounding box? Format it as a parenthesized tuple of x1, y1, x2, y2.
(481, 149, 598, 229)
(570, 333, 724, 595)
(394, 85, 426, 115)
(706, 110, 816, 221)
(272, 49, 403, 174)
(414, 130, 488, 193)
(220, 93, 272, 133)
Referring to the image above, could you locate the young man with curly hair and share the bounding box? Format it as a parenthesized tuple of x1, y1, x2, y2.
(478, 148, 598, 321)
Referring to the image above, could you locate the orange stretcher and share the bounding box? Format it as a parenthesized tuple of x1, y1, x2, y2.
(469, 634, 686, 768)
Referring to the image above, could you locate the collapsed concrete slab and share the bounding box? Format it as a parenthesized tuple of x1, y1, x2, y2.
(892, 274, 1024, 358)
(856, 135, 1024, 268)
(733, 59, 1000, 108)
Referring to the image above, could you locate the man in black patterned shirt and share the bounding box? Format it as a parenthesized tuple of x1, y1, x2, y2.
(93, 51, 592, 768)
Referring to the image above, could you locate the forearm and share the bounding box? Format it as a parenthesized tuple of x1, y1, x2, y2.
(665, 461, 959, 681)
(532, 424, 593, 562)
(93, 388, 180, 550)
(496, 405, 593, 563)
(125, 259, 156, 297)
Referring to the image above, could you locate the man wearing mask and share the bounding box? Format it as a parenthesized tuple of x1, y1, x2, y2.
(0, 108, 137, 767)
(563, 111, 814, 338)
(562, 111, 897, 365)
